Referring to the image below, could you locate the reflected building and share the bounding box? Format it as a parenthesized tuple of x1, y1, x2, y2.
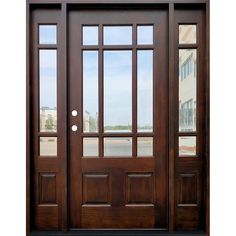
(83, 110, 98, 132)
(40, 106, 57, 132)
(179, 26, 197, 132)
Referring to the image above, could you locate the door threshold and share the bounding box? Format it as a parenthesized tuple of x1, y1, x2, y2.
(30, 230, 207, 236)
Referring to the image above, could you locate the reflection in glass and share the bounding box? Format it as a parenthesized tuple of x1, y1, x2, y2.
(179, 25, 197, 44)
(137, 50, 153, 132)
(40, 137, 57, 156)
(137, 137, 153, 157)
(39, 25, 57, 45)
(179, 49, 197, 132)
(104, 137, 132, 157)
(39, 50, 57, 132)
(179, 136, 196, 156)
(83, 51, 98, 133)
(83, 138, 99, 157)
(137, 26, 153, 45)
(83, 26, 98, 45)
(104, 51, 132, 132)
(104, 26, 132, 45)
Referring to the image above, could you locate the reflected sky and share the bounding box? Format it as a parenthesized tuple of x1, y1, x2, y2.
(104, 26, 132, 45)
(83, 26, 98, 45)
(137, 26, 153, 45)
(39, 50, 57, 109)
(104, 51, 132, 132)
(39, 25, 57, 45)
(83, 51, 99, 132)
(138, 50, 153, 132)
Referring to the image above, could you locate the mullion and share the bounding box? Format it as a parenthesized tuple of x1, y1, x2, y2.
(98, 24, 104, 158)
(132, 24, 137, 158)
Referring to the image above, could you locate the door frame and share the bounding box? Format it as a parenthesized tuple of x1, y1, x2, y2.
(26, 0, 209, 235)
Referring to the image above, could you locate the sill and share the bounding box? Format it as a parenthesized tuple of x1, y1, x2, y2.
(30, 230, 207, 236)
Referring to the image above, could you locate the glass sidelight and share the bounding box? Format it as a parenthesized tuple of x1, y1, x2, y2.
(178, 25, 198, 157)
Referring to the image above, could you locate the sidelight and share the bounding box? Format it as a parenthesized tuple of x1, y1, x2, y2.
(179, 49, 197, 132)
(39, 137, 57, 156)
(179, 136, 196, 156)
(39, 49, 57, 132)
(39, 25, 57, 45)
(179, 25, 197, 44)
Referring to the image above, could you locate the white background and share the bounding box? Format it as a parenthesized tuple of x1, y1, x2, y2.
(0, 0, 235, 235)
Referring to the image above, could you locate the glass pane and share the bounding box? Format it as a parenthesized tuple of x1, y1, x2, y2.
(137, 26, 153, 45)
(103, 26, 132, 45)
(83, 51, 99, 133)
(83, 26, 98, 45)
(39, 25, 57, 45)
(40, 137, 57, 156)
(179, 136, 196, 156)
(179, 25, 197, 44)
(137, 50, 153, 132)
(179, 49, 197, 132)
(104, 51, 132, 132)
(83, 138, 99, 157)
(39, 50, 57, 132)
(104, 137, 132, 157)
(137, 137, 153, 157)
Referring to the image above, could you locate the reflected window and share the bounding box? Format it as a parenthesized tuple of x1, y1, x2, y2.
(40, 137, 57, 156)
(103, 26, 132, 45)
(179, 25, 197, 44)
(137, 50, 153, 132)
(179, 136, 196, 156)
(104, 137, 132, 157)
(83, 26, 99, 45)
(39, 50, 57, 132)
(104, 51, 132, 132)
(39, 25, 57, 45)
(83, 51, 99, 133)
(179, 49, 197, 132)
(83, 138, 99, 157)
(137, 137, 153, 157)
(137, 25, 153, 45)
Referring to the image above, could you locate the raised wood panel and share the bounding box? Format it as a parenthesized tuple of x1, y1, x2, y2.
(83, 174, 110, 204)
(126, 173, 154, 204)
(35, 205, 58, 230)
(81, 206, 155, 228)
(39, 173, 57, 204)
(178, 173, 197, 206)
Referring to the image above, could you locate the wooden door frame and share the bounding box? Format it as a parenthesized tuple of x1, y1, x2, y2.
(26, 0, 209, 235)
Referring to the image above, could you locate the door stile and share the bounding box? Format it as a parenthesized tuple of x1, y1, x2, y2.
(168, 2, 175, 232)
(58, 2, 68, 231)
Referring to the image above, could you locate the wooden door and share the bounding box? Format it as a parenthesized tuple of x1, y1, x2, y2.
(68, 9, 168, 229)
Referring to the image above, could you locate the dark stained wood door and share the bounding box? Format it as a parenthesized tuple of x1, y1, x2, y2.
(68, 9, 168, 229)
